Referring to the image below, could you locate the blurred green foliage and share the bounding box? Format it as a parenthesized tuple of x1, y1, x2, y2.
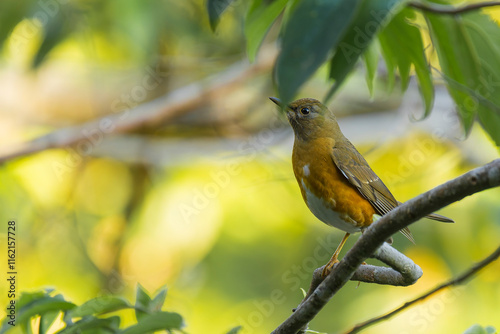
(3, 0, 500, 143)
(463, 324, 497, 334)
(0, 285, 186, 334)
(0, 0, 499, 334)
(211, 0, 500, 145)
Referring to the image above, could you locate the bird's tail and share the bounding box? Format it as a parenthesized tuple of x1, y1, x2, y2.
(399, 213, 453, 244)
(425, 212, 455, 223)
(400, 227, 415, 244)
(396, 201, 455, 224)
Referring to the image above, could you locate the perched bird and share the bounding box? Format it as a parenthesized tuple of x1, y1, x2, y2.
(270, 97, 454, 277)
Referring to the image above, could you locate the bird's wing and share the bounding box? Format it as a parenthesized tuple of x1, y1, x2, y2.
(331, 141, 398, 216)
(331, 142, 415, 243)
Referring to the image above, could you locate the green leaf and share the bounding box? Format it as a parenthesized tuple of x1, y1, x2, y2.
(207, 0, 237, 32)
(17, 289, 54, 309)
(425, 12, 482, 134)
(485, 326, 497, 334)
(150, 286, 168, 312)
(475, 88, 500, 147)
(120, 312, 184, 334)
(133, 284, 168, 331)
(0, 293, 75, 332)
(379, 33, 411, 92)
(378, 8, 434, 117)
(1, 291, 67, 334)
(413, 56, 434, 119)
(462, 14, 500, 146)
(464, 324, 489, 334)
(245, 0, 287, 62)
(17, 295, 76, 325)
(70, 296, 132, 318)
(379, 36, 396, 92)
(274, 0, 361, 105)
(425, 10, 500, 144)
(58, 316, 121, 334)
(26, 322, 34, 334)
(362, 41, 379, 97)
(39, 311, 60, 334)
(134, 284, 152, 322)
(80, 329, 117, 334)
(0, 1, 32, 50)
(280, 0, 302, 28)
(226, 326, 242, 334)
(32, 7, 72, 68)
(325, 0, 406, 101)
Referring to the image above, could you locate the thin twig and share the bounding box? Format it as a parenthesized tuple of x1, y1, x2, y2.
(409, 1, 500, 14)
(271, 159, 500, 334)
(344, 244, 500, 334)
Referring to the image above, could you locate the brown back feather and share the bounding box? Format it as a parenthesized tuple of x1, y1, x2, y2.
(331, 140, 416, 243)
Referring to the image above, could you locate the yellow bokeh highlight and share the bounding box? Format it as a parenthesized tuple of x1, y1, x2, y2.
(75, 158, 132, 215)
(5, 18, 43, 68)
(11, 150, 75, 207)
(87, 215, 127, 273)
(367, 132, 462, 200)
(1, 128, 499, 334)
(121, 171, 223, 290)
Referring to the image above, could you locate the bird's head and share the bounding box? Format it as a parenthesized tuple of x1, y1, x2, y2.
(269, 97, 341, 141)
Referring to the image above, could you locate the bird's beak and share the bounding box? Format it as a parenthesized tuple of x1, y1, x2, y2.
(269, 97, 290, 113)
(269, 97, 282, 107)
(269, 97, 295, 121)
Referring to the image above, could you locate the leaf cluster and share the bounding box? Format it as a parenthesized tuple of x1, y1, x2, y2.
(0, 285, 187, 334)
(209, 0, 500, 146)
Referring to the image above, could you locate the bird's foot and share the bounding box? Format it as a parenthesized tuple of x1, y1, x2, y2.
(321, 257, 339, 278)
(322, 259, 367, 278)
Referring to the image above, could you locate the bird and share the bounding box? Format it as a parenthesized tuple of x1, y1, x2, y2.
(269, 97, 454, 277)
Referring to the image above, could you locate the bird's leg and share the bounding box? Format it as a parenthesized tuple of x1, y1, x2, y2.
(322, 232, 350, 277)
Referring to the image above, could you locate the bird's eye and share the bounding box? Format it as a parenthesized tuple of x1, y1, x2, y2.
(300, 107, 310, 115)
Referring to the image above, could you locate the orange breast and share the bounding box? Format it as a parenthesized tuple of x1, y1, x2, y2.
(292, 137, 376, 231)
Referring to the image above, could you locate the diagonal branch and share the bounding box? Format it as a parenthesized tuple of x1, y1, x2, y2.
(271, 159, 500, 334)
(344, 244, 500, 334)
(408, 1, 500, 15)
(0, 47, 276, 164)
(304, 242, 423, 305)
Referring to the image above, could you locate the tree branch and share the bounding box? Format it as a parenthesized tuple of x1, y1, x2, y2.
(408, 1, 500, 15)
(296, 243, 424, 334)
(271, 159, 500, 334)
(0, 47, 276, 164)
(344, 244, 500, 334)
(305, 242, 423, 303)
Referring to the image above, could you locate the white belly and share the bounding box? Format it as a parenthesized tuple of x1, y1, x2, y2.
(301, 179, 361, 233)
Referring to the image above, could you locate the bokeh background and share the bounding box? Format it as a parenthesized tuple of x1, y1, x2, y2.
(0, 1, 499, 333)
